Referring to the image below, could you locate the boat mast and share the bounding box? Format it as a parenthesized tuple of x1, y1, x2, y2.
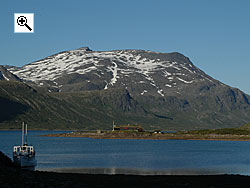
(22, 122, 24, 146)
(25, 123, 28, 145)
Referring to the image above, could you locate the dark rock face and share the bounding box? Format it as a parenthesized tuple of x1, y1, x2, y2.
(0, 65, 21, 81)
(0, 71, 3, 80)
(0, 97, 28, 123)
(0, 151, 14, 167)
(1, 47, 250, 130)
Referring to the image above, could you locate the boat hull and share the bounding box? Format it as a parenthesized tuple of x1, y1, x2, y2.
(13, 155, 37, 169)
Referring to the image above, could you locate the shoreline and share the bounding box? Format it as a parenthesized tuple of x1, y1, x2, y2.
(2, 168, 250, 188)
(37, 166, 249, 176)
(3, 128, 250, 141)
(42, 132, 250, 141)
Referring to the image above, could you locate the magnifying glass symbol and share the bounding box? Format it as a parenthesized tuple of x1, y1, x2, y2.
(17, 16, 32, 31)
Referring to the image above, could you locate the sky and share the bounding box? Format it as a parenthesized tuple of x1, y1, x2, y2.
(0, 0, 250, 94)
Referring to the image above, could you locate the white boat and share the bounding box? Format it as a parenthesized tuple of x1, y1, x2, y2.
(13, 122, 37, 170)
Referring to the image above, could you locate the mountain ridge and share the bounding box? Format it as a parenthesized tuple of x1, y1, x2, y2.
(1, 47, 250, 130)
(7, 47, 219, 95)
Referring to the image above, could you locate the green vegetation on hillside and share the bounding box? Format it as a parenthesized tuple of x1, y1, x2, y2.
(0, 81, 173, 130)
(1, 80, 250, 131)
(178, 122, 250, 135)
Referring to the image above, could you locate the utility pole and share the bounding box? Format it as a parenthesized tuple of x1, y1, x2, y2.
(112, 120, 115, 131)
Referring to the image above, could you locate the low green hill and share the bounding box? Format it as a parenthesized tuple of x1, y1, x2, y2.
(180, 122, 250, 135)
(0, 81, 167, 130)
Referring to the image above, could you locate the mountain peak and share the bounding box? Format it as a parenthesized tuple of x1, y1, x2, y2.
(75, 46, 92, 52)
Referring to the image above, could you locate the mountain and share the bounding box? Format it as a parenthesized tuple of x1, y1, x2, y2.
(1, 47, 250, 130)
(7, 47, 216, 95)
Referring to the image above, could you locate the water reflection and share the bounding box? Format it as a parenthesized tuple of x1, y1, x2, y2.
(38, 167, 245, 175)
(22, 166, 36, 171)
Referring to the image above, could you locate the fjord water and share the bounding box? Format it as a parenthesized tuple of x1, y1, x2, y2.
(1, 130, 250, 175)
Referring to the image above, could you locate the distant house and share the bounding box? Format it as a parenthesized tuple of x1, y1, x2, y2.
(113, 124, 143, 132)
(153, 130, 162, 134)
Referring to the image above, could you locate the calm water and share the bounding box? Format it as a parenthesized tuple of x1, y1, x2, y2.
(1, 130, 250, 175)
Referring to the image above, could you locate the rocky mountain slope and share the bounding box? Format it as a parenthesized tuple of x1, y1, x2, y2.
(8, 47, 217, 96)
(1, 47, 250, 130)
(0, 65, 21, 81)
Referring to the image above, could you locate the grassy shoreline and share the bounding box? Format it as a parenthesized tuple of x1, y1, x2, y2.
(3, 124, 250, 141)
(42, 130, 250, 141)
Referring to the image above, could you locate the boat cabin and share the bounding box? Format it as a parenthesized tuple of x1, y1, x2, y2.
(13, 145, 35, 156)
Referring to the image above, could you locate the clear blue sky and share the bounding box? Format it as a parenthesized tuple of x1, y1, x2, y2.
(1, 0, 250, 94)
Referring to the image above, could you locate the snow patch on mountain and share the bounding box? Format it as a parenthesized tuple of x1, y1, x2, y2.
(141, 90, 148, 95)
(165, 84, 172, 87)
(176, 77, 194, 84)
(157, 89, 164, 97)
(2, 74, 9, 81)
